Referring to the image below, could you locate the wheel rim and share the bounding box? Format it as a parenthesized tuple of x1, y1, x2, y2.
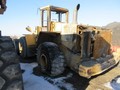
(19, 42, 23, 54)
(40, 54, 48, 72)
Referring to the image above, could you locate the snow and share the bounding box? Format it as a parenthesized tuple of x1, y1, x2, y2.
(104, 82, 113, 89)
(20, 63, 75, 90)
(104, 76, 120, 90)
(20, 62, 120, 90)
(46, 73, 75, 90)
(116, 78, 120, 84)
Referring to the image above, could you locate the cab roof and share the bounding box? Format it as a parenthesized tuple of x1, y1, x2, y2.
(40, 5, 68, 13)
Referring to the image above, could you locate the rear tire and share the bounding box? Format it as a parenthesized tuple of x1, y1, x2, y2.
(13, 39, 20, 55)
(0, 36, 23, 90)
(37, 42, 65, 76)
(19, 37, 27, 58)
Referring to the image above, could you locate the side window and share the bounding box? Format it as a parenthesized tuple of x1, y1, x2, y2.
(43, 11, 47, 26)
(61, 13, 66, 22)
(51, 11, 58, 22)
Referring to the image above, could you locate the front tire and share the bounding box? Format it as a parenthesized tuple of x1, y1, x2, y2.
(19, 37, 27, 58)
(13, 39, 20, 55)
(37, 42, 65, 76)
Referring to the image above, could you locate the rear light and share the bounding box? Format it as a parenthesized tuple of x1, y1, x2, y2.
(87, 69, 92, 75)
(111, 46, 120, 52)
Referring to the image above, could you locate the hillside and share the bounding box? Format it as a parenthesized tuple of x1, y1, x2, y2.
(104, 22, 120, 46)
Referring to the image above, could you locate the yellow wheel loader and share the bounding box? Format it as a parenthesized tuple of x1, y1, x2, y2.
(19, 4, 120, 78)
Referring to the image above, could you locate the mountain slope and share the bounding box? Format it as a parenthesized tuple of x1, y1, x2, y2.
(104, 22, 120, 45)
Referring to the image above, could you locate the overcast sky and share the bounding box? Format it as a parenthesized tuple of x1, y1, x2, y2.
(0, 0, 120, 35)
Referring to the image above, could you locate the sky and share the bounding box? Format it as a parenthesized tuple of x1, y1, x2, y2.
(0, 0, 120, 36)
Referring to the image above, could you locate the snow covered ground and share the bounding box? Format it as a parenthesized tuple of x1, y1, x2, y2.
(20, 63, 75, 90)
(105, 75, 120, 90)
(20, 62, 120, 90)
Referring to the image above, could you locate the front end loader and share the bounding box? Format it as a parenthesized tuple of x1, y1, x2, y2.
(19, 4, 120, 78)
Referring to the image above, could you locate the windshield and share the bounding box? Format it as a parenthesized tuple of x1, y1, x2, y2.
(51, 11, 66, 22)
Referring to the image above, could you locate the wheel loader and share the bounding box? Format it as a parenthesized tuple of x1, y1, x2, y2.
(19, 4, 120, 78)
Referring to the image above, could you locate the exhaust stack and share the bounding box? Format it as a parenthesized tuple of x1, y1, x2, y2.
(72, 4, 80, 24)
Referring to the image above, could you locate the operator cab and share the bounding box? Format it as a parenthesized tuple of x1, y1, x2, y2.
(40, 5, 69, 31)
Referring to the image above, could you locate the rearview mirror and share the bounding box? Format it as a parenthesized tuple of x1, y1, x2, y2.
(26, 26, 32, 32)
